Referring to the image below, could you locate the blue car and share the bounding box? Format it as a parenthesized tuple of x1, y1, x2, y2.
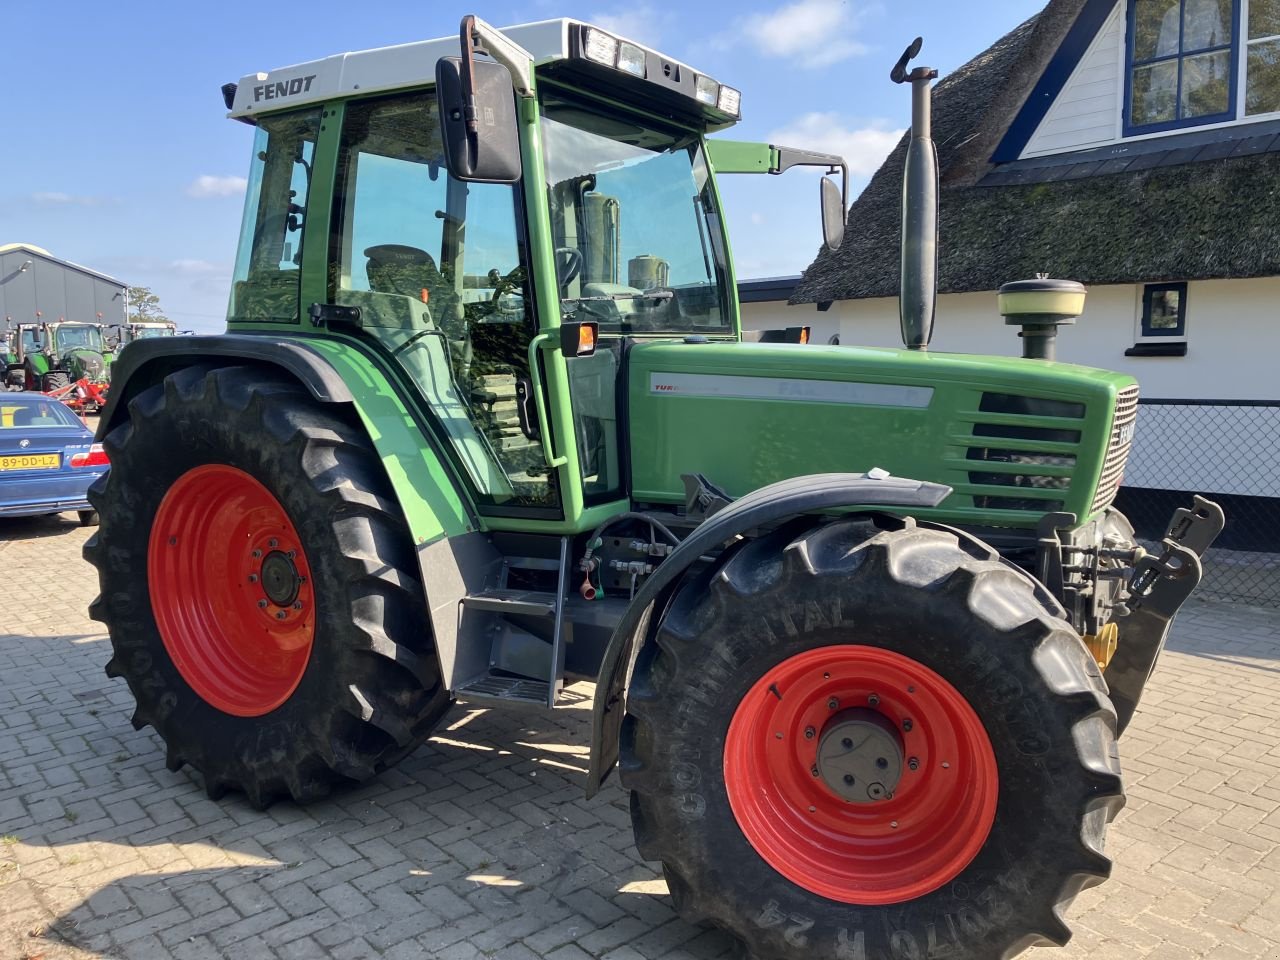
(0, 393, 108, 526)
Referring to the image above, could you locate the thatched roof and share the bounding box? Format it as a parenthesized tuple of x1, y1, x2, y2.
(791, 0, 1280, 304)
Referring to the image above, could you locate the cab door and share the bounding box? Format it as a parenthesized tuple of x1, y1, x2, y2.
(325, 92, 565, 519)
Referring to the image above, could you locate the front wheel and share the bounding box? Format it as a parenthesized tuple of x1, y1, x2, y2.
(85, 365, 450, 807)
(622, 517, 1124, 960)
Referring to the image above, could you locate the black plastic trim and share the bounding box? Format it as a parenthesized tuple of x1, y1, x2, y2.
(96, 334, 353, 439)
(585, 472, 952, 795)
(1125, 342, 1188, 357)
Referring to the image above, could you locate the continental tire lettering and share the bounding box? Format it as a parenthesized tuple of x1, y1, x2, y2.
(751, 900, 813, 948)
(835, 928, 867, 960)
(925, 921, 958, 957)
(675, 792, 705, 821)
(890, 930, 923, 960)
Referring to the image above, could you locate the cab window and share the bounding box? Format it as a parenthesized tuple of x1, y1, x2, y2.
(328, 93, 556, 512)
(228, 109, 321, 324)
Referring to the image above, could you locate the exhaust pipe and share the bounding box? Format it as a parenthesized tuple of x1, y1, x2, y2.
(892, 38, 939, 351)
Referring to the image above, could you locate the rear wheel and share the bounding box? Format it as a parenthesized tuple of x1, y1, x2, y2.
(85, 365, 450, 807)
(622, 517, 1124, 960)
(43, 370, 69, 392)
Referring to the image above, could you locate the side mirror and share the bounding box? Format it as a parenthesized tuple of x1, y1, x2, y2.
(436, 57, 522, 183)
(820, 176, 845, 252)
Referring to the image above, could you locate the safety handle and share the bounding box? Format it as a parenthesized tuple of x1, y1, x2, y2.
(527, 333, 567, 468)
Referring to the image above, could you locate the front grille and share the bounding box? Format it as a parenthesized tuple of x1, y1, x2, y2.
(1091, 385, 1139, 514)
(968, 393, 1085, 513)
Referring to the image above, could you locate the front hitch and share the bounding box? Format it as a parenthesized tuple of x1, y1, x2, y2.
(1106, 496, 1225, 733)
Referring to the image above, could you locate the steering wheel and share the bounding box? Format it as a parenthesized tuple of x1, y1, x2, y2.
(554, 247, 584, 292)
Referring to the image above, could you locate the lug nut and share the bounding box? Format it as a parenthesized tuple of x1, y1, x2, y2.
(252, 549, 262, 558)
(868, 694, 880, 707)
(287, 550, 295, 559)
(275, 611, 286, 620)
(903, 718, 913, 732)
(248, 574, 258, 583)
(804, 726, 815, 740)
(293, 601, 303, 610)
(257, 599, 268, 609)
(908, 757, 919, 771)
(269, 539, 278, 548)
(811, 765, 820, 778)
(827, 697, 839, 710)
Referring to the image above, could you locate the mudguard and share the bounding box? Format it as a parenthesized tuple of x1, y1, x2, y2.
(585, 471, 951, 796)
(95, 334, 354, 436)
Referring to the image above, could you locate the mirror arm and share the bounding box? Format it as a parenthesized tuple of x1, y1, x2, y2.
(770, 145, 849, 210)
(458, 14, 535, 98)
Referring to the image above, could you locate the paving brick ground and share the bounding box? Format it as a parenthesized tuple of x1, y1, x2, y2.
(2, 512, 1279, 960)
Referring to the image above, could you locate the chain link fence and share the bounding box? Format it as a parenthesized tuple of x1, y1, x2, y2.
(1113, 399, 1280, 608)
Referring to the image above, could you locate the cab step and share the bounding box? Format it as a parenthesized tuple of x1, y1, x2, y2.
(455, 673, 551, 708)
(461, 588, 557, 618)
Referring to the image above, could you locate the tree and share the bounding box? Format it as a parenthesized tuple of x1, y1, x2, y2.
(128, 286, 168, 324)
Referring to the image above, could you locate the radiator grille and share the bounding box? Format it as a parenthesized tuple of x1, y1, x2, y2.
(968, 393, 1084, 512)
(1091, 385, 1140, 514)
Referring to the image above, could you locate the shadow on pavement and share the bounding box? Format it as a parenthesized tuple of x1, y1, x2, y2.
(0, 514, 89, 543)
(0, 634, 727, 960)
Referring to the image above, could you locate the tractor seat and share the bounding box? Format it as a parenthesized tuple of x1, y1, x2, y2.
(365, 245, 452, 310)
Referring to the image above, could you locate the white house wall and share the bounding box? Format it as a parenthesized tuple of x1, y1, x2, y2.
(1022, 1, 1125, 158)
(740, 278, 1280, 497)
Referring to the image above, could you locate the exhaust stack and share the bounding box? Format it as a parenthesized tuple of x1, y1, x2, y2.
(892, 38, 939, 351)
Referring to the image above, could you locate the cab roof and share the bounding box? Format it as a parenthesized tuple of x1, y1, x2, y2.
(227, 19, 719, 121)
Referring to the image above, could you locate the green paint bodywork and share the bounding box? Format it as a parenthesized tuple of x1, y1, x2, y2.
(627, 341, 1135, 528)
(303, 337, 472, 545)
(706, 140, 779, 174)
(215, 61, 1139, 545)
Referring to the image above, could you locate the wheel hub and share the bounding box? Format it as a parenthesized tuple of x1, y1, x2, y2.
(816, 708, 904, 803)
(260, 550, 301, 607)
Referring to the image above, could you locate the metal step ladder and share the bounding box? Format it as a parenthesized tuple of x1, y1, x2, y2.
(453, 537, 570, 709)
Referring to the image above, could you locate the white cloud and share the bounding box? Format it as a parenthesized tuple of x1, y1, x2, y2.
(767, 113, 903, 177)
(31, 191, 105, 206)
(742, 0, 872, 68)
(186, 175, 248, 199)
(169, 258, 225, 275)
(590, 4, 667, 45)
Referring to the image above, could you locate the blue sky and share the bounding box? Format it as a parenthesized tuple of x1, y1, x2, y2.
(1, 0, 1044, 333)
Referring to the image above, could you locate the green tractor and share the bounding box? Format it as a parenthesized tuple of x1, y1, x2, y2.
(10, 320, 108, 392)
(104, 320, 178, 361)
(88, 21, 1223, 960)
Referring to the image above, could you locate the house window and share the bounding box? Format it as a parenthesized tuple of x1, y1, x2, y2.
(1127, 0, 1238, 132)
(1142, 282, 1188, 336)
(1247, 0, 1280, 114)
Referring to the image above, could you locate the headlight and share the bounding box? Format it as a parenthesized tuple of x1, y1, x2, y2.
(694, 74, 719, 106)
(717, 85, 741, 117)
(617, 42, 646, 77)
(583, 27, 619, 66)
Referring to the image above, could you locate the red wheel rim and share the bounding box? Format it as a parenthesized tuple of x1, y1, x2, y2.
(723, 645, 998, 905)
(148, 464, 315, 717)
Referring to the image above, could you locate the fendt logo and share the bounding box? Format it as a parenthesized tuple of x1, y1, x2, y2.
(253, 75, 317, 102)
(653, 383, 679, 392)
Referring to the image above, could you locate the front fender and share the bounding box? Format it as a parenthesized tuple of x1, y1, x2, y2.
(585, 472, 951, 796)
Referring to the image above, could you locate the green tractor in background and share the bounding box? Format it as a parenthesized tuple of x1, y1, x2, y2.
(103, 320, 178, 373)
(88, 21, 1223, 960)
(8, 319, 109, 393)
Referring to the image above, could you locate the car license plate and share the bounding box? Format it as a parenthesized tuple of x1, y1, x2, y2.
(0, 453, 60, 471)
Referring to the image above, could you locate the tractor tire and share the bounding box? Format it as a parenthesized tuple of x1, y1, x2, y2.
(43, 371, 69, 392)
(85, 365, 450, 807)
(621, 516, 1124, 960)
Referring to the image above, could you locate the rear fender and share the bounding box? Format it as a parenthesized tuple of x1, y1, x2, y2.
(99, 331, 475, 575)
(585, 472, 952, 796)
